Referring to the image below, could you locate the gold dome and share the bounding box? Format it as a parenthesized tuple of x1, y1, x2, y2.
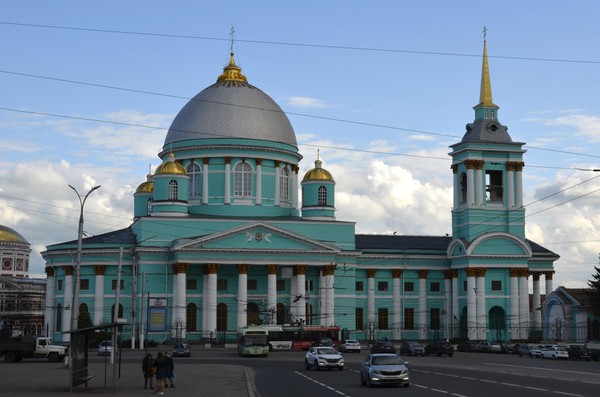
(155, 152, 187, 175)
(302, 158, 334, 182)
(0, 225, 28, 244)
(217, 52, 248, 83)
(135, 174, 154, 193)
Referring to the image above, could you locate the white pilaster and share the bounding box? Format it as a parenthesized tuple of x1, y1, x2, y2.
(392, 274, 401, 340)
(256, 162, 262, 205)
(467, 273, 476, 340)
(476, 274, 486, 340)
(202, 160, 209, 204)
(267, 268, 277, 325)
(94, 272, 105, 324)
(237, 269, 248, 330)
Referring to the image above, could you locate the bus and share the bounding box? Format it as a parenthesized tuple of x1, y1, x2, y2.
(237, 326, 270, 357)
(267, 325, 341, 351)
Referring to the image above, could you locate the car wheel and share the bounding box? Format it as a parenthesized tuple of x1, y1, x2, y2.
(552, 355, 556, 360)
(449, 353, 454, 357)
(367, 377, 374, 388)
(404, 383, 410, 388)
(315, 360, 320, 371)
(361, 374, 366, 386)
(304, 359, 311, 370)
(339, 366, 344, 371)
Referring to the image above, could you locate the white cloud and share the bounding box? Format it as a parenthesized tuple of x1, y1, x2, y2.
(286, 96, 330, 109)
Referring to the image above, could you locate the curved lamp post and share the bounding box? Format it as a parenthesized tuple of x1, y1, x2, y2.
(69, 184, 101, 333)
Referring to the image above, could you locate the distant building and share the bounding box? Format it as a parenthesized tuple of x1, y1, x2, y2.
(542, 286, 600, 343)
(43, 37, 558, 345)
(0, 225, 46, 335)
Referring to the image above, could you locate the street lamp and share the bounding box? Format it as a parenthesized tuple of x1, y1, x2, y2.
(69, 184, 101, 333)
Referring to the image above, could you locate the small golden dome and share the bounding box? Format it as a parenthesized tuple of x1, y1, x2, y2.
(217, 52, 248, 83)
(303, 158, 334, 182)
(135, 174, 154, 193)
(0, 225, 28, 244)
(155, 152, 187, 175)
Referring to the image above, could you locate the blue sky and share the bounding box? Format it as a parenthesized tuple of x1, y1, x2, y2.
(1, 1, 600, 290)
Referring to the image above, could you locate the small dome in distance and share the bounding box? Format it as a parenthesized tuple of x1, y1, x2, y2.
(303, 155, 334, 182)
(135, 174, 154, 193)
(0, 225, 28, 244)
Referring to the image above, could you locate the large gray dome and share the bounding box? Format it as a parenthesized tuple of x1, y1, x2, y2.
(164, 54, 297, 148)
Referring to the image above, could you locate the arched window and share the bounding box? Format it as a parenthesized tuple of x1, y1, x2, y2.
(186, 303, 197, 332)
(460, 173, 467, 203)
(186, 162, 202, 199)
(55, 304, 62, 332)
(111, 303, 124, 321)
(318, 186, 327, 206)
(280, 166, 290, 201)
(217, 303, 228, 331)
(168, 180, 178, 200)
(247, 302, 260, 325)
(233, 162, 252, 197)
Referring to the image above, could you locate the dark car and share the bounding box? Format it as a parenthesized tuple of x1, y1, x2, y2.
(173, 342, 191, 357)
(399, 342, 424, 356)
(424, 341, 454, 357)
(457, 341, 477, 352)
(568, 345, 590, 361)
(371, 341, 396, 354)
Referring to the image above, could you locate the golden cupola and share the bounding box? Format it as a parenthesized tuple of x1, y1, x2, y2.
(135, 174, 154, 193)
(303, 157, 334, 182)
(154, 152, 187, 175)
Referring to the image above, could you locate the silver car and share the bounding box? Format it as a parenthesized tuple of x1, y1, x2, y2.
(304, 346, 344, 370)
(360, 353, 410, 387)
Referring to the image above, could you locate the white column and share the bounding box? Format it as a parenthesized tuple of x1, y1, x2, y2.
(63, 268, 73, 342)
(519, 271, 529, 340)
(296, 266, 306, 324)
(444, 275, 451, 339)
(292, 166, 299, 210)
(476, 271, 486, 340)
(532, 272, 541, 330)
(545, 271, 553, 296)
(325, 270, 335, 326)
(515, 164, 524, 207)
(418, 272, 427, 340)
(367, 270, 376, 332)
(256, 161, 262, 205)
(224, 159, 231, 204)
(392, 271, 401, 340)
(510, 269, 519, 340)
(202, 159, 209, 204)
(476, 167, 484, 206)
(451, 273, 459, 339)
(174, 265, 187, 339)
(452, 166, 459, 208)
(466, 166, 475, 206)
(290, 271, 298, 323)
(94, 267, 105, 324)
(202, 272, 208, 337)
(267, 266, 277, 325)
(206, 265, 218, 338)
(507, 164, 515, 208)
(274, 162, 280, 206)
(319, 270, 326, 326)
(44, 269, 55, 334)
(467, 270, 476, 340)
(237, 265, 248, 330)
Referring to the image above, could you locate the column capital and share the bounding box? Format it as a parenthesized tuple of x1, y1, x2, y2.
(256, 158, 262, 166)
(445, 269, 458, 279)
(392, 269, 403, 278)
(64, 266, 73, 276)
(322, 264, 336, 276)
(544, 270, 554, 280)
(532, 272, 541, 281)
(475, 267, 487, 277)
(207, 264, 219, 274)
(465, 159, 478, 170)
(510, 268, 520, 277)
(225, 157, 231, 165)
(418, 269, 429, 279)
(367, 269, 377, 278)
(173, 263, 188, 274)
(466, 267, 477, 277)
(296, 265, 307, 275)
(266, 264, 278, 275)
(45, 267, 55, 277)
(451, 164, 458, 173)
(95, 265, 105, 276)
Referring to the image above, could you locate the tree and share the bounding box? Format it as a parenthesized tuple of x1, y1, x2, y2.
(587, 265, 600, 317)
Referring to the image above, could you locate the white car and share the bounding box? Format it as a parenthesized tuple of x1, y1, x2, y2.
(304, 346, 344, 370)
(340, 339, 361, 353)
(360, 353, 410, 387)
(541, 346, 569, 360)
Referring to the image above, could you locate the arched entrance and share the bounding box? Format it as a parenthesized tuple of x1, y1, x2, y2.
(247, 302, 261, 325)
(489, 306, 506, 341)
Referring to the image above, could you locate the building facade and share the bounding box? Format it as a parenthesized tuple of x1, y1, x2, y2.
(42, 39, 558, 345)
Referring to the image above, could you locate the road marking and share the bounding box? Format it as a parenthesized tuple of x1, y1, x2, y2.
(523, 386, 547, 391)
(554, 392, 583, 397)
(294, 371, 351, 397)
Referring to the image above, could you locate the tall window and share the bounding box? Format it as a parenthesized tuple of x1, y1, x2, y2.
(306, 303, 313, 325)
(186, 303, 197, 332)
(486, 170, 503, 202)
(318, 186, 327, 206)
(168, 180, 178, 200)
(217, 303, 228, 331)
(280, 166, 290, 201)
(460, 173, 467, 203)
(378, 308, 389, 330)
(187, 162, 202, 199)
(276, 303, 286, 324)
(55, 304, 62, 332)
(404, 308, 415, 330)
(430, 308, 441, 330)
(234, 162, 252, 197)
(356, 307, 364, 330)
(356, 281, 364, 292)
(378, 281, 388, 292)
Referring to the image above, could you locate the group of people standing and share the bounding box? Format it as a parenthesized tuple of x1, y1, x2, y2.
(142, 351, 175, 394)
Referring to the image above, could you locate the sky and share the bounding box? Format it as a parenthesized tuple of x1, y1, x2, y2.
(1, 1, 600, 290)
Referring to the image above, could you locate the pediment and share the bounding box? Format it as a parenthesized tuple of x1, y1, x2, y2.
(172, 222, 340, 253)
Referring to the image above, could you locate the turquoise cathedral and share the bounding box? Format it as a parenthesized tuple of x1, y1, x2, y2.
(42, 39, 558, 345)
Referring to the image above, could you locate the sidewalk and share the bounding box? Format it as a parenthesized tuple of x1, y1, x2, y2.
(0, 355, 257, 397)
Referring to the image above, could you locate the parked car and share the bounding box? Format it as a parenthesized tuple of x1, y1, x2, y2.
(304, 346, 344, 370)
(479, 341, 501, 353)
(499, 342, 514, 354)
(528, 345, 544, 358)
(399, 342, 425, 356)
(172, 342, 191, 357)
(424, 341, 454, 357)
(371, 340, 396, 354)
(339, 339, 361, 353)
(568, 345, 591, 361)
(541, 346, 568, 360)
(97, 340, 114, 356)
(360, 353, 410, 388)
(314, 337, 334, 347)
(457, 341, 478, 352)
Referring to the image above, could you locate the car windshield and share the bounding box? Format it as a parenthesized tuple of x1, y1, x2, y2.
(317, 348, 338, 355)
(372, 356, 403, 365)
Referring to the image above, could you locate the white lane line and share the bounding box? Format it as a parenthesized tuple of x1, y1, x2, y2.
(524, 386, 548, 391)
(500, 382, 520, 387)
(480, 379, 497, 383)
(554, 391, 583, 397)
(430, 388, 449, 393)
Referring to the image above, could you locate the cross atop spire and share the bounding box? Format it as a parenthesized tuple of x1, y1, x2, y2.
(230, 26, 235, 54)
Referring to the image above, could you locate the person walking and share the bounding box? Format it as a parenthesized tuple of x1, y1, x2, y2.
(142, 353, 154, 390)
(164, 351, 175, 388)
(154, 351, 167, 395)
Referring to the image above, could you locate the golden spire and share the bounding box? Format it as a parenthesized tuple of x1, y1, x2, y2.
(217, 26, 247, 83)
(476, 26, 498, 109)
